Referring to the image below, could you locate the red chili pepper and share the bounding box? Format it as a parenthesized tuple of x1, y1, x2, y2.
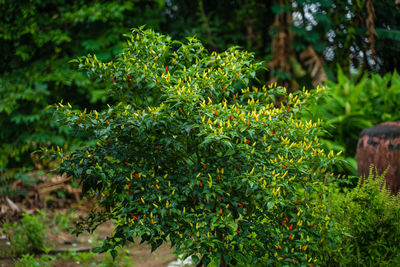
(292, 259, 295, 264)
(285, 130, 287, 134)
(135, 173, 139, 178)
(203, 163, 206, 169)
(287, 107, 290, 112)
(219, 209, 222, 215)
(215, 111, 218, 116)
(165, 66, 168, 71)
(106, 140, 110, 145)
(289, 224, 293, 230)
(253, 246, 257, 250)
(282, 221, 285, 226)
(237, 203, 243, 207)
(222, 86, 226, 91)
(218, 175, 221, 181)
(247, 121, 250, 126)
(236, 230, 240, 234)
(132, 216, 138, 220)
(285, 217, 289, 222)
(289, 234, 291, 240)
(127, 74, 132, 78)
(219, 196, 221, 201)
(78, 118, 81, 123)
(295, 202, 301, 205)
(128, 184, 131, 187)
(281, 254, 284, 258)
(283, 165, 287, 169)
(199, 182, 203, 187)
(246, 140, 250, 144)
(158, 145, 161, 151)
(112, 78, 115, 83)
(229, 115, 234, 121)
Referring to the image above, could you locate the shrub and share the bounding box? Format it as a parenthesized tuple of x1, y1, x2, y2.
(1, 210, 74, 256)
(319, 167, 400, 266)
(306, 68, 400, 177)
(0, 0, 166, 198)
(2, 212, 49, 256)
(15, 254, 54, 267)
(56, 28, 340, 266)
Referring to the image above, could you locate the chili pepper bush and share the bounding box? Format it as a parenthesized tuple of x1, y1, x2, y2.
(55, 28, 341, 266)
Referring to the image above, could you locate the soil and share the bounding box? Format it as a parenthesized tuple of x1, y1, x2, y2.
(0, 171, 178, 267)
(0, 220, 176, 267)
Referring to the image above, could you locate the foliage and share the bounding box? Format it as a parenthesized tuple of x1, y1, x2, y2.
(1, 210, 76, 256)
(1, 0, 399, 201)
(15, 254, 54, 267)
(55, 28, 340, 266)
(2, 211, 50, 256)
(167, 1, 400, 86)
(0, 0, 166, 193)
(267, 0, 400, 87)
(61, 249, 133, 267)
(319, 167, 400, 266)
(14, 243, 133, 267)
(305, 68, 400, 176)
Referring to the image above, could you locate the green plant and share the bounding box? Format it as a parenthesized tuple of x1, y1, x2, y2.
(2, 211, 50, 256)
(51, 212, 72, 233)
(318, 167, 400, 266)
(0, 0, 166, 197)
(1, 210, 77, 256)
(306, 68, 400, 177)
(55, 28, 341, 266)
(15, 254, 54, 267)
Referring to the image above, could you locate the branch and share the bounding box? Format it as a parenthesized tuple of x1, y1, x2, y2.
(196, 255, 204, 267)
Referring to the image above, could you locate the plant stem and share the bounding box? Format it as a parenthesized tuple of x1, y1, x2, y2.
(220, 253, 228, 267)
(196, 255, 204, 267)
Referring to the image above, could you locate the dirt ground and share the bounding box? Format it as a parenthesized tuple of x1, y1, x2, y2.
(0, 171, 178, 267)
(0, 220, 177, 267)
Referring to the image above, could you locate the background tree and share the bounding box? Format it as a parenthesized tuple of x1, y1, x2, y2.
(0, 0, 165, 192)
(1, 0, 399, 194)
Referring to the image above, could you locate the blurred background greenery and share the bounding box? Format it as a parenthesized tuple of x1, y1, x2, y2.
(1, 0, 399, 196)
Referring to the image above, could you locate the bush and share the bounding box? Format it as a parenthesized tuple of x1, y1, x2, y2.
(0, 0, 166, 198)
(1, 210, 74, 257)
(2, 212, 49, 256)
(15, 254, 54, 267)
(56, 28, 340, 266)
(306, 68, 400, 177)
(319, 168, 400, 266)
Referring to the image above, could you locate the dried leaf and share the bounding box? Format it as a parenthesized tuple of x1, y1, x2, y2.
(6, 197, 20, 212)
(300, 46, 327, 86)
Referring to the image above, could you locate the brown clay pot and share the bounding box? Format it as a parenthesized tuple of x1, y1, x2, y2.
(356, 122, 400, 195)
